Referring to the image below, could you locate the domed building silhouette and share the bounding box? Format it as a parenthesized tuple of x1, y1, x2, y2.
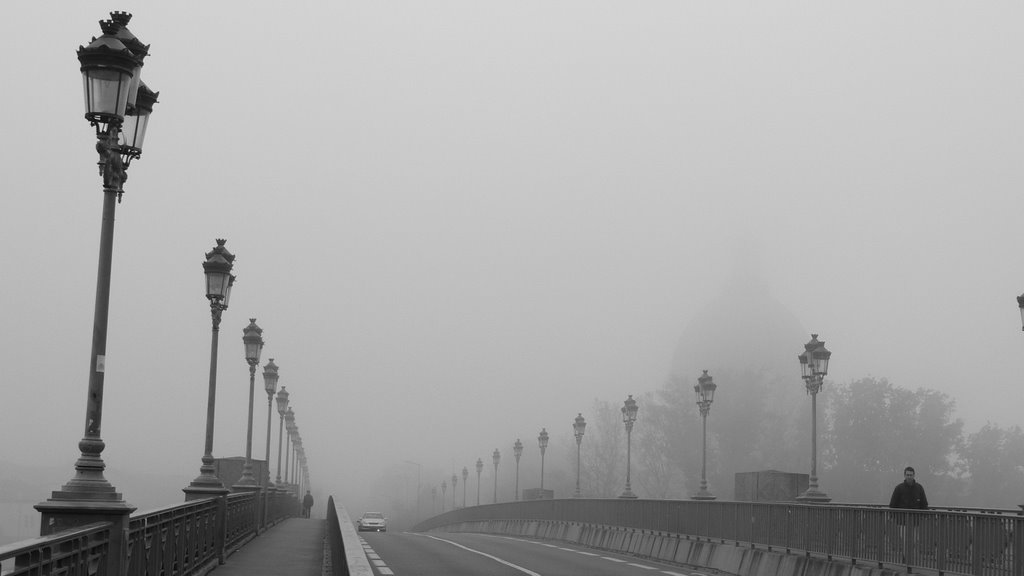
(667, 267, 814, 498)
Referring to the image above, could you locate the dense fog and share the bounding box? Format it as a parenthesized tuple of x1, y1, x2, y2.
(1, 1, 1023, 542)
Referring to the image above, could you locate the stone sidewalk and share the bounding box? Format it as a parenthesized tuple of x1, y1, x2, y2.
(214, 517, 325, 576)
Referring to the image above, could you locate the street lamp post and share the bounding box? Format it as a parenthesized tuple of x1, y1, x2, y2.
(236, 319, 264, 487)
(462, 467, 468, 508)
(38, 12, 157, 540)
(275, 387, 289, 485)
(475, 458, 483, 506)
(573, 414, 587, 498)
(451, 474, 458, 509)
(513, 439, 523, 500)
(796, 334, 832, 503)
(284, 407, 295, 490)
(538, 429, 549, 491)
(692, 371, 717, 500)
(441, 480, 447, 512)
(185, 240, 236, 500)
(404, 460, 421, 520)
(619, 395, 638, 499)
(492, 449, 501, 503)
(261, 358, 279, 524)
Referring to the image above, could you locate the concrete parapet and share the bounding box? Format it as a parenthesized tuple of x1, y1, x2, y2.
(426, 518, 911, 576)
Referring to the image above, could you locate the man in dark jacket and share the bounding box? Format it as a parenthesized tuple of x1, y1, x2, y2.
(889, 466, 927, 561)
(302, 491, 314, 518)
(890, 466, 928, 509)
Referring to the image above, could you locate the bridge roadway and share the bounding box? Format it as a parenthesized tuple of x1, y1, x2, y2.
(360, 531, 707, 576)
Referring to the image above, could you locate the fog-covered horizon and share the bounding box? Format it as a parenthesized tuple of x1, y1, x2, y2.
(1, 1, 1022, 527)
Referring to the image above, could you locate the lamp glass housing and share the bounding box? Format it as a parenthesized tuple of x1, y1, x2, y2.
(244, 337, 262, 364)
(813, 346, 831, 376)
(263, 361, 279, 394)
(205, 268, 231, 301)
(476, 458, 483, 473)
(574, 413, 586, 438)
(119, 82, 157, 156)
(538, 429, 549, 449)
(82, 66, 133, 124)
(276, 387, 289, 414)
(493, 449, 500, 465)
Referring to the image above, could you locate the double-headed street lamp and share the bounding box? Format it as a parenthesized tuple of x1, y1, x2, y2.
(462, 466, 469, 508)
(692, 371, 717, 500)
(275, 387, 290, 485)
(797, 334, 832, 503)
(513, 439, 524, 500)
(39, 12, 157, 534)
(475, 458, 484, 506)
(186, 240, 236, 498)
(492, 449, 501, 503)
(451, 473, 458, 509)
(284, 407, 295, 488)
(261, 358, 279, 524)
(538, 429, 549, 491)
(237, 319, 264, 487)
(573, 413, 587, 498)
(619, 395, 639, 499)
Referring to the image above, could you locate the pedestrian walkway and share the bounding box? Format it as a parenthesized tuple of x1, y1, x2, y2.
(214, 517, 326, 576)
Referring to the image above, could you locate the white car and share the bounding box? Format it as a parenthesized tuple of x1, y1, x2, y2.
(357, 512, 387, 532)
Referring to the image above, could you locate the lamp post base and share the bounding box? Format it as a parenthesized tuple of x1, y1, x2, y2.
(691, 489, 717, 501)
(795, 488, 832, 503)
(618, 489, 638, 499)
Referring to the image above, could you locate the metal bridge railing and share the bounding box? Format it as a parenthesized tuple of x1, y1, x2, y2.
(0, 490, 299, 576)
(413, 499, 1024, 576)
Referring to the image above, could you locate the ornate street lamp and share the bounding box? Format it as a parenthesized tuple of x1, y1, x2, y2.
(261, 358, 279, 525)
(462, 467, 469, 508)
(39, 13, 157, 535)
(236, 319, 264, 487)
(284, 407, 295, 488)
(796, 334, 832, 503)
(185, 240, 237, 498)
(431, 486, 437, 514)
(538, 429, 549, 491)
(619, 395, 639, 499)
(692, 371, 717, 500)
(513, 439, 523, 500)
(1017, 294, 1024, 330)
(492, 449, 501, 503)
(475, 458, 484, 506)
(275, 387, 289, 485)
(573, 413, 587, 498)
(451, 473, 458, 509)
(39, 13, 157, 532)
(441, 480, 447, 512)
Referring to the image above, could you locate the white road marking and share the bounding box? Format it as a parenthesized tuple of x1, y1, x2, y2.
(417, 534, 543, 576)
(574, 551, 599, 556)
(662, 572, 689, 576)
(628, 563, 657, 570)
(372, 559, 387, 566)
(602, 557, 628, 562)
(379, 569, 394, 575)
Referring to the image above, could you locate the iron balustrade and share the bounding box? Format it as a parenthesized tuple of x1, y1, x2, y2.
(0, 491, 298, 576)
(413, 498, 1024, 576)
(126, 498, 221, 576)
(0, 522, 110, 576)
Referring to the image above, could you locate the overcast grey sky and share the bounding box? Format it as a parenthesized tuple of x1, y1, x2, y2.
(1, 2, 1022, 508)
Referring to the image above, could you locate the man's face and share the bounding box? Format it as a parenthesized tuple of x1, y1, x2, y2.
(904, 470, 916, 485)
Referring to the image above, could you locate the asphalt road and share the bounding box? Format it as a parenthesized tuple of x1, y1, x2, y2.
(359, 531, 712, 576)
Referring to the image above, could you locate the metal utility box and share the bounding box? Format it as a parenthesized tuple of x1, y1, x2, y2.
(734, 470, 808, 501)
